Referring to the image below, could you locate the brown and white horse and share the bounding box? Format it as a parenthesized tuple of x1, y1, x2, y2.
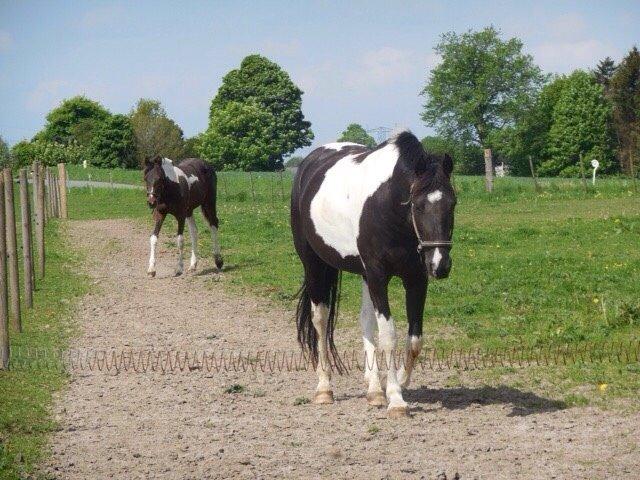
(143, 156, 223, 277)
(290, 131, 456, 418)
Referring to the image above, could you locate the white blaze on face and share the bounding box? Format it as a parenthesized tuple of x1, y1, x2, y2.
(162, 158, 199, 187)
(431, 247, 443, 271)
(309, 143, 399, 257)
(427, 189, 443, 203)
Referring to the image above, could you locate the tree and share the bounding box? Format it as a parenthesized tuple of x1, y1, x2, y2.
(199, 101, 280, 171)
(201, 54, 313, 170)
(285, 156, 305, 168)
(87, 114, 137, 168)
(130, 99, 186, 166)
(609, 47, 640, 175)
(182, 135, 203, 159)
(10, 139, 86, 168)
(0, 135, 9, 168)
(494, 75, 569, 176)
(421, 27, 545, 185)
(337, 123, 376, 147)
(540, 71, 615, 176)
(38, 96, 110, 146)
(592, 57, 617, 92)
(421, 135, 483, 174)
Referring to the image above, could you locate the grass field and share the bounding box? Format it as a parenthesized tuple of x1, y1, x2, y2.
(67, 171, 640, 405)
(2, 170, 639, 477)
(0, 218, 87, 479)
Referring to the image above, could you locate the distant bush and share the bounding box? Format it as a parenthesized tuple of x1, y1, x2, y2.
(10, 139, 87, 168)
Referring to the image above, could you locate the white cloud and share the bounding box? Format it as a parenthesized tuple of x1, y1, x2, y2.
(0, 31, 13, 53)
(532, 39, 610, 73)
(345, 47, 439, 91)
(26, 79, 110, 112)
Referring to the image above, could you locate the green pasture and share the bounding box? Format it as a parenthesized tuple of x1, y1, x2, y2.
(68, 171, 640, 406)
(0, 217, 87, 479)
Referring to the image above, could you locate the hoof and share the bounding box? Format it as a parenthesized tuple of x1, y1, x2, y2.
(387, 405, 409, 419)
(215, 256, 224, 271)
(174, 270, 183, 277)
(147, 270, 156, 278)
(187, 265, 197, 273)
(366, 391, 387, 407)
(313, 390, 334, 404)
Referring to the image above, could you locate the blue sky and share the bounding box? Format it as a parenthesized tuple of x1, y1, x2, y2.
(1, 1, 639, 155)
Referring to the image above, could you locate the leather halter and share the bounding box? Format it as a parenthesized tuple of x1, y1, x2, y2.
(409, 202, 453, 253)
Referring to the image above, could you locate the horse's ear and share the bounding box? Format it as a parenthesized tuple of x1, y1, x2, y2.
(442, 153, 453, 177)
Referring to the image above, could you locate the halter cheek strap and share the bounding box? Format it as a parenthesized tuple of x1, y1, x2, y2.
(410, 203, 453, 253)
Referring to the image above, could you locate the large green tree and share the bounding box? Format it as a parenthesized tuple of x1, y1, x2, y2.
(592, 57, 617, 93)
(421, 27, 545, 177)
(494, 75, 569, 176)
(337, 123, 376, 147)
(609, 46, 640, 175)
(0, 135, 9, 168)
(37, 96, 110, 146)
(540, 70, 615, 176)
(87, 114, 137, 168)
(421, 135, 484, 174)
(201, 54, 313, 170)
(129, 99, 185, 166)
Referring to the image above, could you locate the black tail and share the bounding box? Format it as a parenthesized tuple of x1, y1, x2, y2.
(295, 271, 345, 374)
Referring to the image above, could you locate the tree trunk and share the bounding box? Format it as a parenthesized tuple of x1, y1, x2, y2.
(484, 148, 494, 193)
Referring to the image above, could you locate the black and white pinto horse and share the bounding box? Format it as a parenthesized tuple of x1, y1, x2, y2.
(291, 131, 455, 418)
(143, 156, 223, 277)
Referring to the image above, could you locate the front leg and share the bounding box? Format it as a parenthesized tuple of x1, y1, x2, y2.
(367, 276, 409, 418)
(175, 216, 186, 276)
(398, 274, 427, 388)
(186, 216, 198, 272)
(148, 211, 165, 277)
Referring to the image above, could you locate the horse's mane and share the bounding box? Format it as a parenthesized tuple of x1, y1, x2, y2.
(387, 130, 451, 197)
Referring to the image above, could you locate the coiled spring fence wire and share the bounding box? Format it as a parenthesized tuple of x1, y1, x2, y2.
(4, 341, 640, 374)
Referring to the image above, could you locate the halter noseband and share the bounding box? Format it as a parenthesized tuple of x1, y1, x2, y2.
(409, 201, 453, 253)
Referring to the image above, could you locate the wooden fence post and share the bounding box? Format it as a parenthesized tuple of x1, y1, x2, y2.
(44, 168, 52, 220)
(36, 163, 46, 279)
(19, 169, 34, 308)
(53, 171, 60, 218)
(3, 168, 21, 332)
(528, 155, 541, 193)
(57, 163, 68, 219)
(0, 175, 9, 369)
(279, 171, 284, 201)
(484, 148, 494, 193)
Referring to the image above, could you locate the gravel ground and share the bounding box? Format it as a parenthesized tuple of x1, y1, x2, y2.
(41, 219, 639, 479)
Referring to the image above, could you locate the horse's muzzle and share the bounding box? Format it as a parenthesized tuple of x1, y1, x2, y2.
(147, 194, 157, 208)
(425, 248, 452, 279)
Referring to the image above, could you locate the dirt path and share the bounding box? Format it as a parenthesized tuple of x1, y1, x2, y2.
(42, 219, 639, 479)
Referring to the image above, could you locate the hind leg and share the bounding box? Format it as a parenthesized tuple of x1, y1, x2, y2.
(202, 205, 223, 270)
(305, 257, 339, 405)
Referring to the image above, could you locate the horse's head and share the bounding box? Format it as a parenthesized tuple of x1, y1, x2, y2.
(143, 155, 166, 209)
(409, 153, 456, 279)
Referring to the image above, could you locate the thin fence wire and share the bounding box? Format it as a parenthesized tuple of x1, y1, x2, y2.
(4, 341, 639, 375)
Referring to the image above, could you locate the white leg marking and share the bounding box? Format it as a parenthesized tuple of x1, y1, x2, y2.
(175, 234, 184, 275)
(375, 311, 407, 410)
(360, 281, 383, 398)
(186, 216, 198, 271)
(147, 234, 158, 275)
(398, 335, 423, 388)
(311, 302, 332, 395)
